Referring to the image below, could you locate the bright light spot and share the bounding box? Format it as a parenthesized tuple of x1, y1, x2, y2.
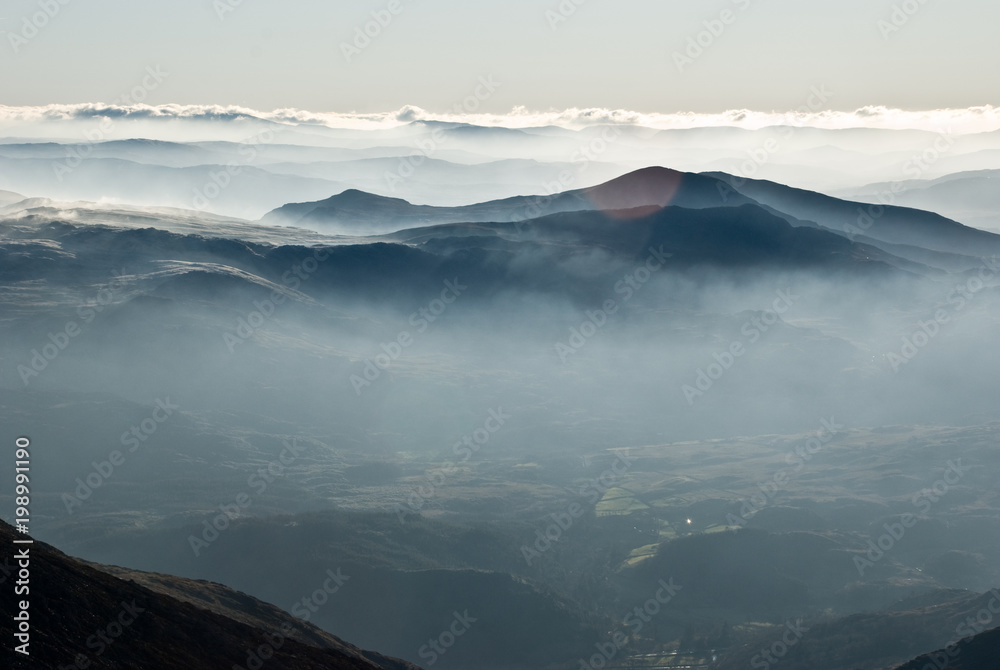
(686, 519, 692, 525)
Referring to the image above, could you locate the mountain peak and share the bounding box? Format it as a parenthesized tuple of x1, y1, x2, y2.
(581, 166, 730, 217)
(585, 166, 683, 205)
(325, 189, 411, 208)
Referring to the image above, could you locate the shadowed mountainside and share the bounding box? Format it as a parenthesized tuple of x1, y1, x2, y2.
(706, 171, 1000, 258)
(0, 520, 420, 670)
(893, 624, 1000, 670)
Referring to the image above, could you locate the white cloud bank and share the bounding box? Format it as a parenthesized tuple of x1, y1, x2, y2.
(1, 104, 999, 134)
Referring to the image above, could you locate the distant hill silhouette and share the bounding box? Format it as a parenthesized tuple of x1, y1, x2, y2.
(263, 165, 1000, 266)
(261, 166, 755, 234)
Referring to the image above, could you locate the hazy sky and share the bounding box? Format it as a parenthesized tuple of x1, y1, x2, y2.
(1, 0, 998, 114)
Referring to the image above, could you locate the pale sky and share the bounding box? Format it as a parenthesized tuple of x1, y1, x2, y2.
(1, 0, 998, 114)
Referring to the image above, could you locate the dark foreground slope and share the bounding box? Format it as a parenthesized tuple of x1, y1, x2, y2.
(894, 625, 1000, 670)
(0, 520, 419, 670)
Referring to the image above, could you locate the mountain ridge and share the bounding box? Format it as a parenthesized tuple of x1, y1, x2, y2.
(260, 166, 755, 234)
